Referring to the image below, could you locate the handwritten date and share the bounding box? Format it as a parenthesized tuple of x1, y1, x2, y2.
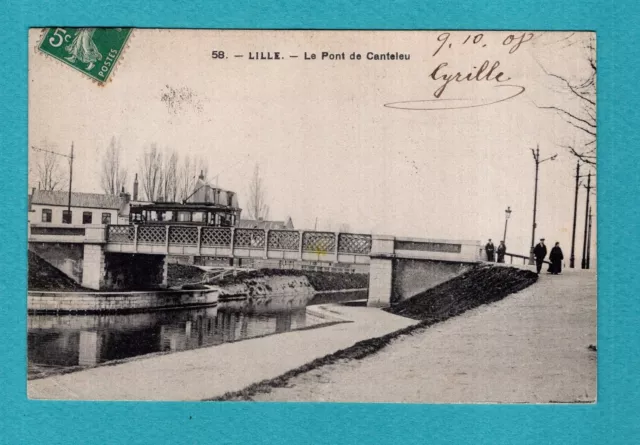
(433, 32, 534, 56)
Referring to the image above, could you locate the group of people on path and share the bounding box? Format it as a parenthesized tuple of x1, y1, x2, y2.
(484, 239, 507, 263)
(533, 238, 564, 275)
(485, 237, 564, 275)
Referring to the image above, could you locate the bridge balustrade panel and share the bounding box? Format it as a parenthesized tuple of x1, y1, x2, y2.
(104, 225, 373, 264)
(107, 225, 135, 244)
(168, 226, 198, 246)
(302, 232, 336, 253)
(268, 230, 300, 251)
(137, 226, 167, 245)
(234, 228, 266, 248)
(338, 233, 372, 254)
(201, 227, 232, 247)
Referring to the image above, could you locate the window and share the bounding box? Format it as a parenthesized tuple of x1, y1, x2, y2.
(41, 208, 52, 223)
(102, 213, 111, 224)
(62, 210, 72, 224)
(177, 211, 192, 222)
(82, 212, 93, 224)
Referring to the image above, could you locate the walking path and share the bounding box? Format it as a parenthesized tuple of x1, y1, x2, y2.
(28, 303, 418, 400)
(253, 269, 597, 403)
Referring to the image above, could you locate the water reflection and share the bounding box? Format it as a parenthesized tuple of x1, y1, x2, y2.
(27, 292, 342, 377)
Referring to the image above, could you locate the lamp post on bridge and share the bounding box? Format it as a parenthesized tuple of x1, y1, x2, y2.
(528, 145, 557, 265)
(503, 206, 512, 243)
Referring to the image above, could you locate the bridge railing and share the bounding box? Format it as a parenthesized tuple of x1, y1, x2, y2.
(503, 252, 551, 265)
(105, 224, 373, 261)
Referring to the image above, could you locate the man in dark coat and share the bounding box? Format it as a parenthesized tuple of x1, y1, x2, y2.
(533, 238, 547, 274)
(497, 241, 507, 263)
(485, 239, 495, 262)
(549, 242, 564, 274)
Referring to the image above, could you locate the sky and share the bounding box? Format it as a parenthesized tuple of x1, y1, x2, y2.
(28, 29, 596, 260)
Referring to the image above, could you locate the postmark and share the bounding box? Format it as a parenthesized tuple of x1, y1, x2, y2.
(38, 27, 132, 84)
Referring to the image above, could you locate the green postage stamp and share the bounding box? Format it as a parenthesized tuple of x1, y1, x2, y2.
(38, 28, 132, 84)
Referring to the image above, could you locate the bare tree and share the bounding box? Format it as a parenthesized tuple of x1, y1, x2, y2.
(100, 136, 129, 195)
(32, 141, 66, 191)
(139, 143, 163, 201)
(534, 33, 596, 166)
(177, 154, 211, 201)
(246, 164, 269, 220)
(160, 148, 178, 202)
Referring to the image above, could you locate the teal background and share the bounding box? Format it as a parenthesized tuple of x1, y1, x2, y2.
(1, 0, 638, 443)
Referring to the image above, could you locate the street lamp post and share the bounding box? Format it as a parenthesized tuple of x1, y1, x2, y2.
(503, 206, 512, 243)
(528, 145, 557, 265)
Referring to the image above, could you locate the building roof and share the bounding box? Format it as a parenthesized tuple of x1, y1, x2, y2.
(238, 217, 294, 230)
(30, 190, 124, 210)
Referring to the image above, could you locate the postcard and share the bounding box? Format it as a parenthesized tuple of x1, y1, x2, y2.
(27, 29, 596, 402)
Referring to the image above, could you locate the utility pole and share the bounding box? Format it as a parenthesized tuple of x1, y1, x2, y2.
(581, 172, 592, 269)
(67, 142, 74, 217)
(30, 142, 75, 222)
(529, 145, 557, 265)
(570, 161, 580, 268)
(586, 206, 593, 269)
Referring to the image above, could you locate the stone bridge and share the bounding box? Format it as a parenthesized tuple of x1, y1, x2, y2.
(28, 223, 483, 307)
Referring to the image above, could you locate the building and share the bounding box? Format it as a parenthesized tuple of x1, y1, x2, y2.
(28, 189, 128, 226)
(238, 217, 294, 230)
(126, 172, 242, 226)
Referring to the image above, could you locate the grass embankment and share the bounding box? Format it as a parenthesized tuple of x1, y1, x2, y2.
(385, 265, 538, 320)
(209, 265, 537, 401)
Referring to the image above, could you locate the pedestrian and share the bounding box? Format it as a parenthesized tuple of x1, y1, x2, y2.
(485, 239, 495, 262)
(497, 240, 507, 263)
(549, 242, 564, 274)
(533, 238, 547, 274)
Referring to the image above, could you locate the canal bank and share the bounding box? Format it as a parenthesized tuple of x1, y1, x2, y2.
(250, 269, 597, 403)
(28, 251, 368, 313)
(28, 265, 538, 400)
(27, 303, 417, 400)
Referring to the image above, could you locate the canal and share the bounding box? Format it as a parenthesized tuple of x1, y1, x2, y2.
(27, 290, 367, 379)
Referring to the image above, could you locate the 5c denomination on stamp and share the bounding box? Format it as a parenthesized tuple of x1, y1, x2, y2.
(38, 28, 132, 85)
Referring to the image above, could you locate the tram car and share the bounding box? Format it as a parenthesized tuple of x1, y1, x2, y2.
(128, 175, 242, 227)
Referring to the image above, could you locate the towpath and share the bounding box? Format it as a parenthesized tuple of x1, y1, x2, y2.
(28, 303, 417, 400)
(253, 269, 597, 403)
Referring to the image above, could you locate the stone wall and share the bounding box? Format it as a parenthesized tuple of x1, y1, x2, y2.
(29, 242, 84, 284)
(28, 289, 218, 313)
(367, 258, 394, 307)
(392, 259, 471, 303)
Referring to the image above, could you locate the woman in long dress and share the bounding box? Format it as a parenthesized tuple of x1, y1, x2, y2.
(549, 242, 564, 274)
(64, 28, 102, 70)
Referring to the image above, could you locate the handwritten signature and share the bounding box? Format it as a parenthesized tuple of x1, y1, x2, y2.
(385, 32, 533, 111)
(384, 84, 525, 111)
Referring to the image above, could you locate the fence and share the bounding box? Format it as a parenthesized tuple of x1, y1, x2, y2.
(106, 225, 373, 259)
